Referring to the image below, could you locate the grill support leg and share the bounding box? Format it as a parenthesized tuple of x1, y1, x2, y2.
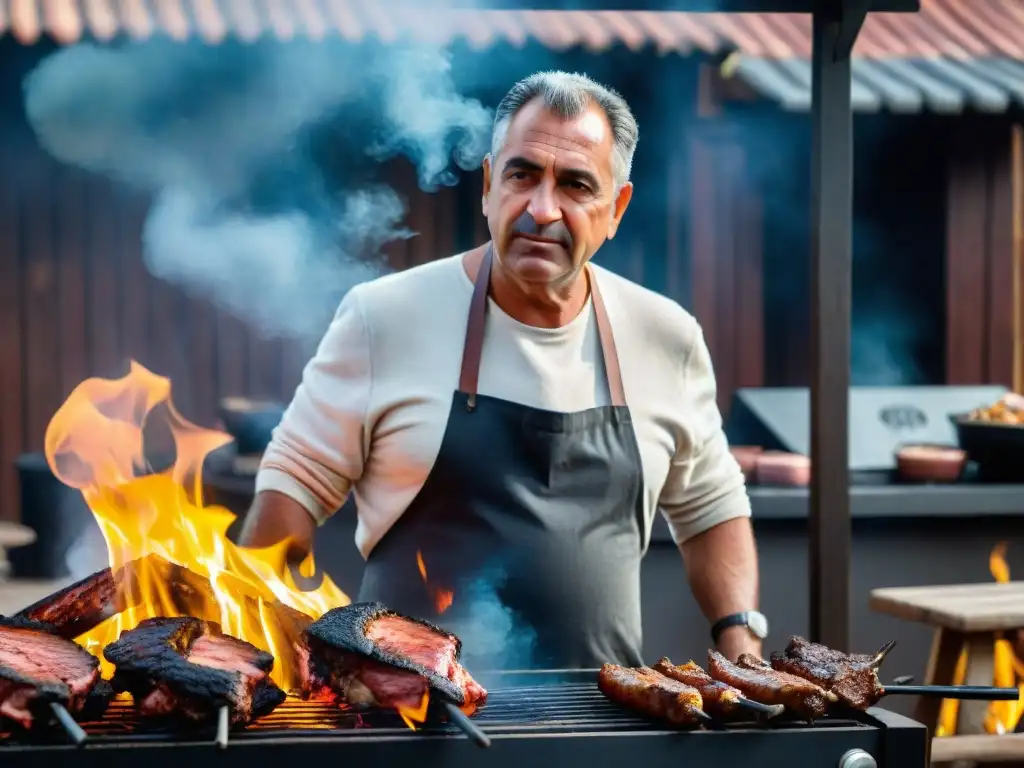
(808, 0, 865, 653)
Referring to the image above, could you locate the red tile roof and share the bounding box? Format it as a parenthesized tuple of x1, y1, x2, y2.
(1, 0, 1022, 60)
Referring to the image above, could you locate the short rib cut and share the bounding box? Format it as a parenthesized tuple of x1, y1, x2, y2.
(104, 617, 285, 725)
(0, 616, 106, 729)
(302, 602, 487, 711)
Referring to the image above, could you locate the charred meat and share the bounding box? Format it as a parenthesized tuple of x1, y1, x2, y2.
(105, 617, 285, 725)
(16, 555, 215, 640)
(597, 664, 709, 727)
(653, 657, 752, 719)
(302, 602, 487, 712)
(709, 650, 836, 720)
(769, 636, 890, 710)
(0, 616, 109, 729)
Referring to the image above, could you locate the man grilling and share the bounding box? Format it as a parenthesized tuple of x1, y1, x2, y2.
(239, 71, 763, 669)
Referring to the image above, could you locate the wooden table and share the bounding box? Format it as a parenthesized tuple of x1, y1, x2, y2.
(871, 582, 1024, 764)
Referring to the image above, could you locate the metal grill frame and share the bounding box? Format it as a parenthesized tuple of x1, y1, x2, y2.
(0, 671, 928, 767)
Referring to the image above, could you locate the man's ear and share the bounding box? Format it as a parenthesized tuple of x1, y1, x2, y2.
(482, 154, 493, 217)
(606, 181, 633, 239)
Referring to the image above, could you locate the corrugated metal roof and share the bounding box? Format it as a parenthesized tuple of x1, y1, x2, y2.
(0, 0, 1021, 113)
(730, 55, 1024, 112)
(0, 0, 1018, 57)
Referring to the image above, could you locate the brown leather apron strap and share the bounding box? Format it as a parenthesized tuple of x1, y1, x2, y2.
(459, 245, 627, 408)
(588, 267, 627, 407)
(458, 246, 493, 408)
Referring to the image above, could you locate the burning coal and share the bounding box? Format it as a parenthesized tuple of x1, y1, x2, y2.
(22, 39, 492, 340)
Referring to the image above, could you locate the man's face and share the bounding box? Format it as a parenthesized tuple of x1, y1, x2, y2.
(482, 98, 633, 288)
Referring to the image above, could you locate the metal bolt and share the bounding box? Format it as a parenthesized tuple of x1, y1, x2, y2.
(839, 749, 877, 768)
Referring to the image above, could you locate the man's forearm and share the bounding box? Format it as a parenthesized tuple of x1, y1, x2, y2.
(237, 490, 317, 563)
(679, 516, 760, 658)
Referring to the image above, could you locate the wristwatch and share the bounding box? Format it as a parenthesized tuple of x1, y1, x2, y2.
(711, 611, 769, 645)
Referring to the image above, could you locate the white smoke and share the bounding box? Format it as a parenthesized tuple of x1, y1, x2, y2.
(22, 39, 493, 339)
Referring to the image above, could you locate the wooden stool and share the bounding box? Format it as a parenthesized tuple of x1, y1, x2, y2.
(871, 582, 1024, 765)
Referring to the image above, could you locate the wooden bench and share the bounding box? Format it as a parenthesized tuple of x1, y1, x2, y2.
(871, 582, 1024, 765)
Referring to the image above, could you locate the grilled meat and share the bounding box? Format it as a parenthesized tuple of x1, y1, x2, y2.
(105, 617, 285, 725)
(769, 636, 886, 710)
(302, 602, 487, 712)
(0, 616, 108, 729)
(16, 555, 215, 640)
(598, 664, 709, 727)
(709, 650, 835, 720)
(653, 657, 749, 719)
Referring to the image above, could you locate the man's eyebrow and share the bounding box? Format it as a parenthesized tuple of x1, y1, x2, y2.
(502, 156, 544, 174)
(503, 156, 602, 190)
(560, 167, 601, 190)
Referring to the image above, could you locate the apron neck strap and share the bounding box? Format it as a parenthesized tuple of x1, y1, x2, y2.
(459, 245, 627, 407)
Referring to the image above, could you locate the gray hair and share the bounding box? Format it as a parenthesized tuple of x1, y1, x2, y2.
(490, 71, 638, 190)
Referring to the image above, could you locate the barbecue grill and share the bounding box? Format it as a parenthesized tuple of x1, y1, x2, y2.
(0, 671, 926, 768)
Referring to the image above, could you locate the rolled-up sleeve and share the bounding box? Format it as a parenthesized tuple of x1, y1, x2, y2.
(255, 287, 371, 525)
(659, 328, 751, 544)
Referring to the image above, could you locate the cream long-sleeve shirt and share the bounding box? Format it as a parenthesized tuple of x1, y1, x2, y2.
(256, 253, 751, 558)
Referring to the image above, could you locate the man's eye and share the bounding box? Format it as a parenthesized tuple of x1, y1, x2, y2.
(566, 181, 591, 192)
(508, 171, 528, 180)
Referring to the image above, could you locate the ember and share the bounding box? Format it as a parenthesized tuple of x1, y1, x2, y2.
(416, 551, 454, 614)
(42, 362, 350, 692)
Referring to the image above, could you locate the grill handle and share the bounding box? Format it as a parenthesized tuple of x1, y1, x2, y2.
(882, 685, 1020, 700)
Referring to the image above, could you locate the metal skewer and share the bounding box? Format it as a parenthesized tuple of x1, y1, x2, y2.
(49, 702, 87, 746)
(881, 684, 1020, 701)
(443, 702, 491, 748)
(869, 639, 897, 668)
(215, 705, 229, 749)
(734, 697, 786, 719)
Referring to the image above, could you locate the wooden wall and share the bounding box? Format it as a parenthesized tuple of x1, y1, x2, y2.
(688, 123, 764, 412)
(0, 142, 477, 523)
(945, 120, 1024, 389)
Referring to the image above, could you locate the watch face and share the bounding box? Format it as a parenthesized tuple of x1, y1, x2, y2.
(748, 612, 769, 639)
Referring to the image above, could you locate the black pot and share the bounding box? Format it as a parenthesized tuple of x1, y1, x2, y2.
(950, 413, 1024, 483)
(9, 453, 97, 579)
(218, 397, 286, 456)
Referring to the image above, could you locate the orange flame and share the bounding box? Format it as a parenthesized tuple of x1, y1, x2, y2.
(936, 541, 1024, 736)
(396, 690, 430, 730)
(44, 362, 350, 691)
(415, 550, 454, 614)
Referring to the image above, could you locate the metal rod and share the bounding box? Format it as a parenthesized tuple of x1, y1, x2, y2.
(215, 705, 229, 749)
(808, 0, 860, 652)
(734, 697, 786, 719)
(869, 639, 896, 668)
(48, 702, 86, 746)
(882, 685, 1020, 700)
(443, 702, 491, 748)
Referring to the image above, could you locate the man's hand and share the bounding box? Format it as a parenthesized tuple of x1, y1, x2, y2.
(716, 625, 763, 661)
(237, 490, 316, 563)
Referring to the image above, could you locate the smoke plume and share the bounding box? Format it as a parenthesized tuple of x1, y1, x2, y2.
(22, 39, 493, 339)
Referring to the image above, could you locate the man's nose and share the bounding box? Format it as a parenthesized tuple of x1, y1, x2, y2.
(527, 182, 562, 225)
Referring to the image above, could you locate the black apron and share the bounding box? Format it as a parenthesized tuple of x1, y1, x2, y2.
(357, 247, 646, 670)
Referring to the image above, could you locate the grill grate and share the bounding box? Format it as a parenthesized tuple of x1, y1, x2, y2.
(1, 683, 872, 746)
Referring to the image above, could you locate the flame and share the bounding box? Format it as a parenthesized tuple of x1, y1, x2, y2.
(936, 541, 1024, 736)
(415, 550, 454, 615)
(396, 690, 430, 730)
(44, 362, 350, 691)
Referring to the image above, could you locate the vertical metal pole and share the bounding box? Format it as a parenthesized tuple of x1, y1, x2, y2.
(808, 0, 862, 652)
